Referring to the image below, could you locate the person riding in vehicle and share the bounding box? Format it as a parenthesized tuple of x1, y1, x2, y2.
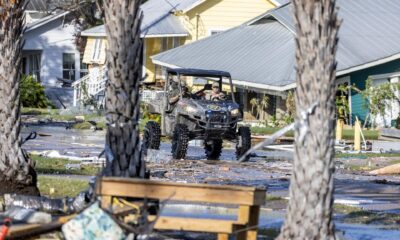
(168, 80, 191, 105)
(206, 82, 225, 101)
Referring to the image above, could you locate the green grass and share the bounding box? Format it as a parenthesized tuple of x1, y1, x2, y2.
(343, 211, 400, 225)
(336, 153, 400, 158)
(250, 126, 293, 136)
(38, 176, 89, 198)
(334, 203, 362, 214)
(334, 203, 400, 225)
(266, 195, 285, 201)
(250, 126, 379, 140)
(22, 107, 105, 122)
(32, 155, 100, 176)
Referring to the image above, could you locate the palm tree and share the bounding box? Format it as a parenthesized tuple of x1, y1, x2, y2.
(249, 97, 259, 119)
(0, 1, 40, 195)
(260, 95, 270, 120)
(102, 0, 146, 177)
(285, 90, 295, 119)
(278, 0, 341, 239)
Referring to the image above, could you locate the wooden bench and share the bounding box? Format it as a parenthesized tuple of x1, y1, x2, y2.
(96, 177, 266, 240)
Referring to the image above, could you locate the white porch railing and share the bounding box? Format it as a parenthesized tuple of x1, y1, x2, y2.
(72, 66, 108, 107)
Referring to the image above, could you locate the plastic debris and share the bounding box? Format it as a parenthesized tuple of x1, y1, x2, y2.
(62, 202, 126, 240)
(4, 191, 92, 214)
(2, 207, 51, 224)
(65, 163, 81, 170)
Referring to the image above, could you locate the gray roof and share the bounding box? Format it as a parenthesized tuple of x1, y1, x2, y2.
(153, 0, 400, 90)
(82, 0, 202, 37)
(26, 0, 48, 11)
(26, 0, 60, 12)
(25, 12, 69, 32)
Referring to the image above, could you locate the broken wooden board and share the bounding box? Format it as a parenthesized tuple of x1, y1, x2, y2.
(370, 163, 400, 175)
(97, 177, 266, 206)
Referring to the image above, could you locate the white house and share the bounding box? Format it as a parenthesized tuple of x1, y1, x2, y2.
(22, 8, 86, 108)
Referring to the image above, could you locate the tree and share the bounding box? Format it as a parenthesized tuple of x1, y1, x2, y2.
(361, 78, 399, 128)
(250, 97, 259, 119)
(260, 95, 270, 120)
(278, 0, 341, 239)
(0, 1, 40, 195)
(102, 0, 146, 178)
(285, 90, 296, 120)
(51, 0, 103, 52)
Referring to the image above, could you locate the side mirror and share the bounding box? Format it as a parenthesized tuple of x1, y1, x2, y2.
(204, 84, 212, 90)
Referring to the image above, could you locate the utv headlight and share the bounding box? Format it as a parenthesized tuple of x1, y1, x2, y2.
(230, 109, 239, 116)
(185, 105, 198, 114)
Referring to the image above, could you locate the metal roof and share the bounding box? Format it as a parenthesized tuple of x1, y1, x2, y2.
(153, 0, 400, 91)
(81, 0, 200, 37)
(25, 12, 70, 32)
(26, 0, 48, 12)
(167, 68, 231, 78)
(26, 0, 60, 12)
(154, 22, 295, 89)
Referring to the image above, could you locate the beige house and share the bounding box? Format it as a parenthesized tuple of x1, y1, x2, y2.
(80, 0, 281, 83)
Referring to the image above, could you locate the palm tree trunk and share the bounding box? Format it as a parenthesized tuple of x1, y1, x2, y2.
(102, 0, 146, 177)
(0, 1, 40, 195)
(278, 0, 340, 239)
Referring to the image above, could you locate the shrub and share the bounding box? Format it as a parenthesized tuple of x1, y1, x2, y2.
(20, 75, 51, 108)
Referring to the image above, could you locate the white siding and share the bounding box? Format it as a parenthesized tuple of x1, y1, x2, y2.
(23, 17, 81, 87)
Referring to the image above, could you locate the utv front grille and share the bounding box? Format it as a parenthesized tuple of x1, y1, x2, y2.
(207, 112, 227, 123)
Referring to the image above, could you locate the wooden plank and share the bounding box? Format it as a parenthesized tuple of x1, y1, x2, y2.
(97, 177, 266, 206)
(150, 216, 243, 234)
(7, 222, 62, 239)
(237, 206, 260, 240)
(217, 233, 229, 240)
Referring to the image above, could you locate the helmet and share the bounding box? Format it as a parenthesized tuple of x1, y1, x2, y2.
(212, 82, 219, 88)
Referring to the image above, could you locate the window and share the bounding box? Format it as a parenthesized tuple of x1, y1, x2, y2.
(161, 38, 168, 51)
(92, 38, 103, 60)
(172, 37, 181, 48)
(63, 53, 76, 81)
(25, 53, 41, 81)
(80, 54, 88, 78)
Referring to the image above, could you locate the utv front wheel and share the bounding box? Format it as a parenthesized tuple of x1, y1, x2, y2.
(171, 124, 189, 159)
(236, 126, 251, 161)
(204, 139, 223, 160)
(142, 121, 161, 153)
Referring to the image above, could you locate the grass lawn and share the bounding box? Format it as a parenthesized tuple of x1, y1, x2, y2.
(250, 126, 379, 140)
(22, 107, 107, 130)
(336, 153, 400, 159)
(38, 176, 89, 198)
(32, 155, 101, 176)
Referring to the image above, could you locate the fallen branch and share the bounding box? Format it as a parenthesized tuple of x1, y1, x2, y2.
(369, 163, 400, 175)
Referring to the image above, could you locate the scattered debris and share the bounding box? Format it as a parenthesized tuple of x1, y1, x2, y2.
(3, 207, 51, 224)
(74, 116, 85, 123)
(4, 191, 91, 214)
(145, 149, 171, 163)
(30, 150, 105, 164)
(65, 164, 81, 170)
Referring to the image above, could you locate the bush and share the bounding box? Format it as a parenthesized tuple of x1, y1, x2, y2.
(20, 75, 51, 108)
